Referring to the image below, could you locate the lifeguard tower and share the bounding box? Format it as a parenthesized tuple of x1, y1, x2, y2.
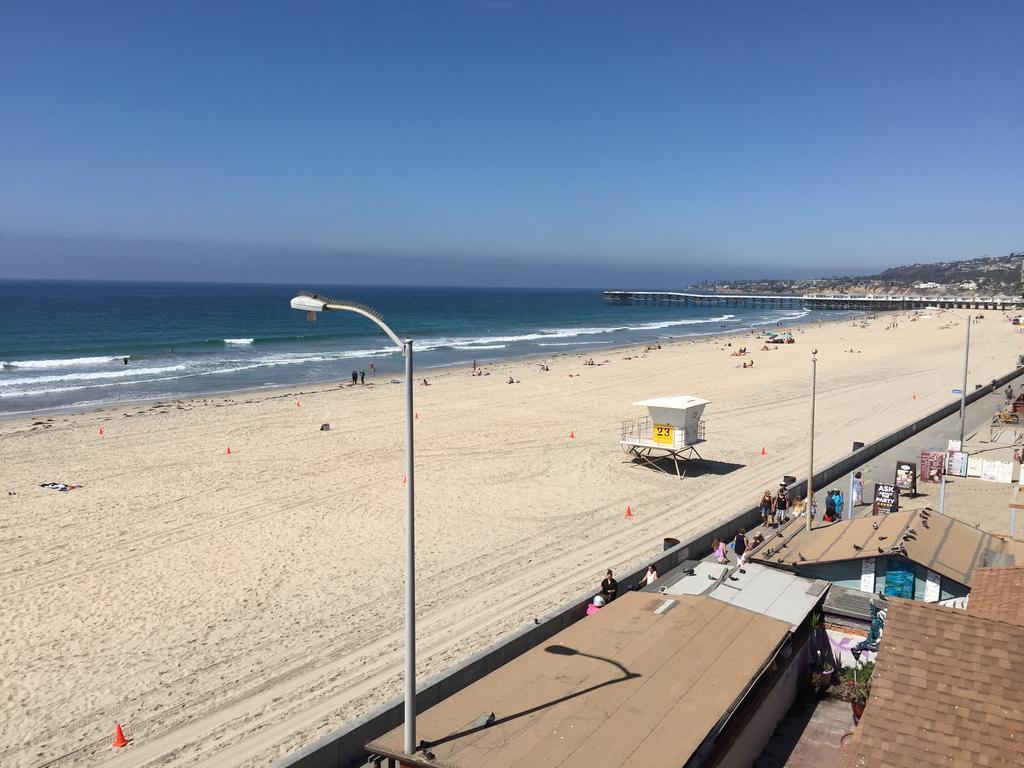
(620, 396, 709, 478)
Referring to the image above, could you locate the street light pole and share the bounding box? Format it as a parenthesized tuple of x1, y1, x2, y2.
(289, 293, 417, 755)
(807, 349, 817, 532)
(959, 317, 971, 448)
(402, 338, 416, 756)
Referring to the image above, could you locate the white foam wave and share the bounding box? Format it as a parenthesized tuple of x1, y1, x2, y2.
(749, 309, 810, 326)
(0, 365, 187, 389)
(224, 338, 254, 345)
(0, 355, 129, 369)
(410, 315, 739, 351)
(537, 341, 614, 347)
(449, 344, 507, 350)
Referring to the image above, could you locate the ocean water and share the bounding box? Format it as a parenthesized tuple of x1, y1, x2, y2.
(0, 280, 835, 416)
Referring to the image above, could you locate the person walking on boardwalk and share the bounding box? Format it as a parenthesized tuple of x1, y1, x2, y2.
(759, 490, 774, 527)
(733, 529, 750, 566)
(772, 485, 790, 526)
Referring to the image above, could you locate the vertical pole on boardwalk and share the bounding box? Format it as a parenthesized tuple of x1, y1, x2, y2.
(939, 475, 946, 516)
(807, 350, 817, 532)
(404, 339, 416, 755)
(848, 472, 855, 521)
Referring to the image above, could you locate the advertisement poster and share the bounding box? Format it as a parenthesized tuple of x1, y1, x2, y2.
(873, 482, 899, 515)
(980, 460, 1003, 482)
(982, 460, 1015, 484)
(946, 451, 969, 478)
(919, 451, 945, 484)
(947, 439, 962, 452)
(894, 461, 917, 494)
(860, 559, 876, 593)
(967, 454, 984, 477)
(884, 560, 915, 599)
(924, 570, 941, 602)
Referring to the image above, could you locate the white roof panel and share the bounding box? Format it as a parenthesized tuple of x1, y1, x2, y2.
(661, 562, 729, 596)
(709, 563, 828, 630)
(634, 396, 711, 410)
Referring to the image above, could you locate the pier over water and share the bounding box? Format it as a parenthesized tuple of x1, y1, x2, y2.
(603, 290, 1024, 312)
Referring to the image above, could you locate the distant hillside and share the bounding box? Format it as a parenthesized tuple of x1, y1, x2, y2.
(692, 252, 1024, 297)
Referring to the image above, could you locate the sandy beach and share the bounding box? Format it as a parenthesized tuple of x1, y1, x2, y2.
(2, 310, 1021, 767)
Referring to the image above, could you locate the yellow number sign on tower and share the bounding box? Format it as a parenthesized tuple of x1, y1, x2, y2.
(653, 423, 674, 446)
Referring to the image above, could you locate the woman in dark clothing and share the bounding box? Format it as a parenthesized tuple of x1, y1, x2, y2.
(733, 528, 750, 566)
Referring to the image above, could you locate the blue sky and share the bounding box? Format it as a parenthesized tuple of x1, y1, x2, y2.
(1, 1, 1022, 286)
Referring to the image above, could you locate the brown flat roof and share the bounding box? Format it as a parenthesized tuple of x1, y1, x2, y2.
(752, 508, 1023, 586)
(366, 592, 790, 768)
(842, 599, 1024, 768)
(968, 566, 1024, 627)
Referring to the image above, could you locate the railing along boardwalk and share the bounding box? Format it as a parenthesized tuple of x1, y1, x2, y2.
(603, 290, 1024, 312)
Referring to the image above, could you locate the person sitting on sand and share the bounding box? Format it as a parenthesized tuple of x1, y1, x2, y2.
(508, 376, 514, 384)
(420, 378, 430, 386)
(586, 594, 605, 615)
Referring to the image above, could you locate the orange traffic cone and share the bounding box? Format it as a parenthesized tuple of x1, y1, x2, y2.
(226, 446, 232, 455)
(99, 427, 104, 436)
(761, 447, 766, 455)
(624, 505, 634, 519)
(112, 722, 128, 748)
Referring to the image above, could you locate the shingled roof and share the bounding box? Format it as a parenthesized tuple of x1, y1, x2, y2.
(753, 508, 1024, 586)
(841, 599, 1024, 768)
(968, 566, 1024, 628)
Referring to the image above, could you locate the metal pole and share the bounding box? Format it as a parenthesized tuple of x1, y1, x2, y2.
(959, 318, 970, 447)
(848, 472, 855, 521)
(404, 339, 416, 755)
(939, 474, 946, 516)
(807, 350, 817, 532)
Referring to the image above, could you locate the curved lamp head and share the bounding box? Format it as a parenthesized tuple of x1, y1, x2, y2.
(291, 294, 327, 321)
(289, 291, 405, 352)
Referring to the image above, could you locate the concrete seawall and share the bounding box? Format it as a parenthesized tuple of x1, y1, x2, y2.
(275, 365, 1024, 768)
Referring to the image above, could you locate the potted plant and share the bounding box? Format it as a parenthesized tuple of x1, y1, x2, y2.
(850, 678, 870, 723)
(819, 662, 835, 688)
